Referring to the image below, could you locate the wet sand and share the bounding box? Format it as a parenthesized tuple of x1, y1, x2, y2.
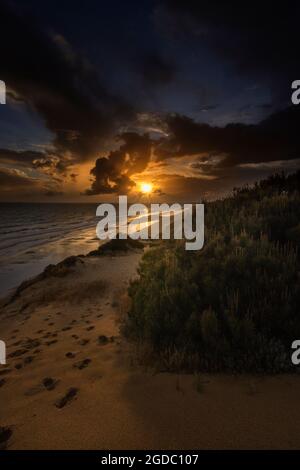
(1, 248, 300, 450)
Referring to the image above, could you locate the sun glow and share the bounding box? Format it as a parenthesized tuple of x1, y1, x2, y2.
(140, 182, 153, 194)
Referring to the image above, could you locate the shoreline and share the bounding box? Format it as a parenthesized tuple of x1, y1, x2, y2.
(0, 212, 146, 299)
(0, 224, 101, 299)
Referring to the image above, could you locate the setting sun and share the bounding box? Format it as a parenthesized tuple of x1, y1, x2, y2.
(140, 182, 153, 194)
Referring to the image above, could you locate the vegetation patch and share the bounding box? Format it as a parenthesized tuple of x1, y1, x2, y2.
(123, 172, 300, 373)
(88, 238, 144, 256)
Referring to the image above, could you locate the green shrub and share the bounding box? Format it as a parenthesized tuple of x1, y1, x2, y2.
(123, 172, 300, 373)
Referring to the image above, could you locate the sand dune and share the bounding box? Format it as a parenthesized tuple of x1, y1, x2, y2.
(1, 247, 300, 450)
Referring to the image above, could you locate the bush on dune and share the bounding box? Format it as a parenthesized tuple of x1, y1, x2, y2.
(123, 171, 300, 373)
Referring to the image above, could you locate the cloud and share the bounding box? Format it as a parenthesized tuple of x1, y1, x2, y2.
(0, 2, 133, 170)
(31, 155, 69, 176)
(44, 190, 64, 197)
(0, 148, 46, 167)
(0, 148, 72, 182)
(0, 167, 33, 185)
(137, 52, 176, 86)
(0, 164, 66, 200)
(1, 0, 299, 201)
(157, 1, 300, 104)
(156, 107, 300, 170)
(69, 173, 78, 181)
(85, 132, 152, 195)
(0, 167, 39, 191)
(86, 105, 300, 196)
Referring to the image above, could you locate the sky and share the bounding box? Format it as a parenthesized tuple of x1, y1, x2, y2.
(0, 0, 300, 202)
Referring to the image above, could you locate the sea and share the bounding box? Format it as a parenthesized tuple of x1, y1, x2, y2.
(0, 203, 101, 297)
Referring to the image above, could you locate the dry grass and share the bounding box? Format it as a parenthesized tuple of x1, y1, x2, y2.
(33, 279, 108, 305)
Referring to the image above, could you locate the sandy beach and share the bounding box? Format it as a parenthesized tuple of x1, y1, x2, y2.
(0, 243, 300, 450)
(1, 0, 300, 457)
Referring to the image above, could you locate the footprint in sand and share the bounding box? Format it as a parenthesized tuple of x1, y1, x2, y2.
(25, 377, 59, 396)
(78, 339, 90, 346)
(73, 359, 91, 370)
(62, 326, 72, 332)
(81, 315, 91, 320)
(23, 338, 40, 350)
(0, 426, 13, 450)
(45, 340, 58, 346)
(98, 335, 109, 345)
(55, 387, 79, 408)
(72, 334, 79, 340)
(43, 377, 59, 391)
(14, 353, 35, 369)
(8, 348, 27, 358)
(86, 326, 95, 331)
(65, 352, 76, 358)
(33, 348, 42, 354)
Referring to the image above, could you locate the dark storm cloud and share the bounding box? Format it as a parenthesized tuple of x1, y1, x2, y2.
(158, 1, 300, 104)
(138, 52, 176, 86)
(0, 148, 45, 166)
(0, 167, 38, 189)
(1, 0, 299, 201)
(0, 1, 133, 166)
(85, 133, 152, 195)
(44, 190, 64, 197)
(0, 166, 63, 199)
(157, 106, 300, 169)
